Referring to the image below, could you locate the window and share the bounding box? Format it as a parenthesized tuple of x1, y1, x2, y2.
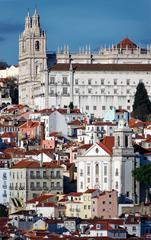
(104, 177, 107, 183)
(132, 226, 136, 231)
(114, 89, 117, 94)
(127, 89, 130, 94)
(50, 76, 55, 84)
(75, 88, 79, 94)
(63, 76, 68, 84)
(87, 178, 90, 183)
(80, 170, 83, 177)
(114, 79, 117, 85)
(125, 135, 128, 147)
(104, 166, 107, 176)
(63, 87, 68, 95)
(75, 79, 78, 85)
(101, 89, 105, 94)
(101, 79, 104, 85)
(102, 106, 105, 110)
(86, 106, 89, 110)
(118, 136, 120, 147)
(93, 106, 97, 110)
(88, 205, 91, 209)
(95, 163, 99, 175)
(127, 79, 130, 85)
(88, 88, 92, 94)
(103, 201, 105, 204)
(115, 181, 118, 189)
(115, 168, 119, 176)
(127, 106, 131, 110)
(87, 166, 90, 175)
(84, 205, 87, 209)
(88, 79, 92, 85)
(80, 182, 83, 189)
(35, 40, 40, 51)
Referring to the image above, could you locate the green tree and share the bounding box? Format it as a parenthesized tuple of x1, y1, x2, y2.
(132, 163, 151, 185)
(132, 82, 151, 121)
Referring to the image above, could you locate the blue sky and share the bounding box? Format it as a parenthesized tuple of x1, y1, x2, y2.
(0, 0, 151, 64)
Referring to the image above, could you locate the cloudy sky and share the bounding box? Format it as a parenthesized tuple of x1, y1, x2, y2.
(0, 0, 151, 64)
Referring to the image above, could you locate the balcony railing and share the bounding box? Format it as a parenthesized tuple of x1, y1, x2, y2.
(30, 175, 36, 179)
(50, 175, 62, 179)
(51, 186, 62, 191)
(2, 185, 7, 189)
(43, 175, 49, 179)
(3, 193, 7, 198)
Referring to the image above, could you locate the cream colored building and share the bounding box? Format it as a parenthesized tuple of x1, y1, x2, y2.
(10, 160, 63, 203)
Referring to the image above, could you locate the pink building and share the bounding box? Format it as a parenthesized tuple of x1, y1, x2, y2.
(92, 190, 118, 219)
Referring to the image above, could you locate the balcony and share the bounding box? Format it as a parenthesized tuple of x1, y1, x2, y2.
(43, 186, 49, 191)
(3, 176, 7, 180)
(43, 175, 49, 179)
(30, 175, 36, 179)
(51, 186, 62, 191)
(2, 185, 7, 189)
(36, 175, 42, 179)
(50, 174, 62, 179)
(15, 186, 18, 190)
(19, 187, 25, 190)
(3, 193, 7, 198)
(9, 186, 14, 190)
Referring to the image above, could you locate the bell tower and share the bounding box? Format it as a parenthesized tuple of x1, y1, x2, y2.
(112, 120, 138, 203)
(19, 10, 47, 108)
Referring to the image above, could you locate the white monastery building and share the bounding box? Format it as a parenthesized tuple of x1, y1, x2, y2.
(19, 11, 151, 118)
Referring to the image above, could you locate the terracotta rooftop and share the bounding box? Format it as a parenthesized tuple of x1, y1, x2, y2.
(117, 38, 137, 49)
(19, 120, 40, 128)
(11, 160, 62, 169)
(99, 136, 115, 155)
(27, 194, 56, 204)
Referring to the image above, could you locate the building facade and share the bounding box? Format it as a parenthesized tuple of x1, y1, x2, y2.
(10, 160, 63, 203)
(76, 120, 139, 203)
(19, 12, 151, 118)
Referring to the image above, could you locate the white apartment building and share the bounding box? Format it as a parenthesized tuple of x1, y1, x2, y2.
(19, 11, 151, 118)
(0, 166, 10, 205)
(76, 119, 139, 204)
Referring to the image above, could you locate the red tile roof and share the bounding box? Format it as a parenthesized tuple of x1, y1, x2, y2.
(11, 160, 62, 169)
(19, 120, 40, 129)
(27, 194, 56, 204)
(93, 121, 116, 126)
(85, 189, 97, 194)
(0, 132, 17, 138)
(99, 136, 115, 155)
(68, 119, 83, 126)
(117, 38, 137, 49)
(129, 118, 144, 128)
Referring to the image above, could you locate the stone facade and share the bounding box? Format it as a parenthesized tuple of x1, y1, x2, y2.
(76, 120, 139, 203)
(19, 12, 151, 118)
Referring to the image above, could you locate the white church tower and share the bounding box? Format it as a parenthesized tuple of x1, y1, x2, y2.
(112, 119, 138, 203)
(19, 11, 47, 108)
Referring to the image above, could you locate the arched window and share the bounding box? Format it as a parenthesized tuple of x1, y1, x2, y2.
(35, 40, 40, 51)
